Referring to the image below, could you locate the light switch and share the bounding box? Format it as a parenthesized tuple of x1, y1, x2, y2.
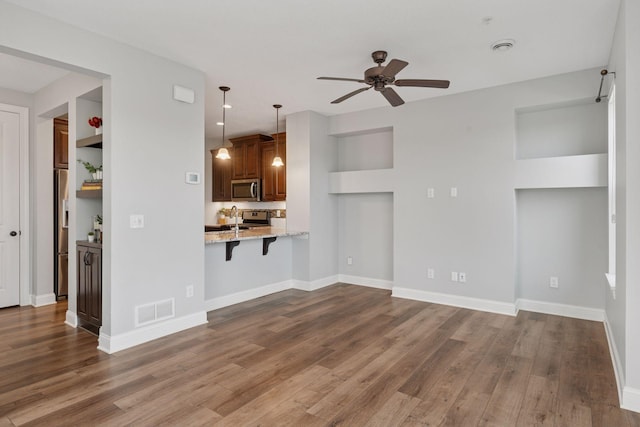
(427, 188, 435, 198)
(450, 187, 458, 198)
(130, 214, 144, 229)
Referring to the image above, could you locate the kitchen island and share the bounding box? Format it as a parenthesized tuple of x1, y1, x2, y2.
(204, 226, 308, 312)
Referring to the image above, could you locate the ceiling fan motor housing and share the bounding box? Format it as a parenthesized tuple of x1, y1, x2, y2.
(365, 66, 395, 89)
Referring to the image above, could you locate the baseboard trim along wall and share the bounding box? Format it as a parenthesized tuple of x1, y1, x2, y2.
(392, 287, 518, 316)
(97, 311, 207, 354)
(516, 299, 604, 322)
(205, 280, 293, 312)
(604, 312, 625, 409)
(30, 293, 57, 307)
(339, 275, 393, 290)
(65, 310, 78, 328)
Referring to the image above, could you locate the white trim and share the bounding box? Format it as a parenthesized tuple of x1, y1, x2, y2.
(0, 103, 30, 306)
(604, 311, 624, 407)
(30, 293, 56, 307)
(292, 275, 339, 292)
(338, 274, 393, 290)
(622, 387, 640, 413)
(204, 280, 293, 312)
(392, 287, 517, 316)
(516, 299, 604, 321)
(65, 310, 78, 328)
(97, 311, 207, 354)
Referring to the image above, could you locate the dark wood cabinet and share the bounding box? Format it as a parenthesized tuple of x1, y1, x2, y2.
(230, 134, 272, 180)
(261, 132, 286, 201)
(211, 148, 232, 201)
(77, 241, 102, 334)
(53, 118, 69, 169)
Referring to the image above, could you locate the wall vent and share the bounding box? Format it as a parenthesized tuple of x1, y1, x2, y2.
(135, 298, 175, 327)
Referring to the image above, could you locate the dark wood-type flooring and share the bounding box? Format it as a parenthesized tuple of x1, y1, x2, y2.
(1, 284, 639, 426)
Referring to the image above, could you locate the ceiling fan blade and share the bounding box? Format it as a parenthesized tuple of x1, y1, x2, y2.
(381, 87, 404, 107)
(395, 79, 450, 89)
(318, 77, 366, 83)
(331, 86, 371, 104)
(381, 59, 408, 78)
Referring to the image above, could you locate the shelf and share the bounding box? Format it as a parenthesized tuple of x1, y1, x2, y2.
(77, 134, 102, 149)
(77, 189, 103, 199)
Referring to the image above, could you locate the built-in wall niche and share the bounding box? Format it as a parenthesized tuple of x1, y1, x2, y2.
(337, 127, 393, 171)
(514, 99, 607, 190)
(75, 87, 103, 240)
(515, 99, 606, 159)
(330, 127, 394, 194)
(515, 188, 606, 309)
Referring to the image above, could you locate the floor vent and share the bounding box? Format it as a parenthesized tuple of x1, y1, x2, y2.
(135, 298, 175, 327)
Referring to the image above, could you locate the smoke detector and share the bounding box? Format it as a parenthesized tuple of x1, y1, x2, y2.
(491, 39, 515, 52)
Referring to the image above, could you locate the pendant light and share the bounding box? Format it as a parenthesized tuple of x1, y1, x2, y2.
(272, 104, 284, 167)
(215, 86, 231, 160)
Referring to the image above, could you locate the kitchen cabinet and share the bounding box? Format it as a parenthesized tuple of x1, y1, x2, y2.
(211, 148, 232, 201)
(53, 118, 69, 169)
(77, 241, 102, 334)
(261, 132, 286, 201)
(230, 134, 273, 180)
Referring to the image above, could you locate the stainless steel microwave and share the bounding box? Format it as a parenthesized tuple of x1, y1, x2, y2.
(231, 178, 261, 201)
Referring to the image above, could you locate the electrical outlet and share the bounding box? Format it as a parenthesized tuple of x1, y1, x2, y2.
(186, 285, 194, 298)
(451, 272, 459, 282)
(347, 256, 353, 265)
(427, 268, 435, 279)
(550, 277, 559, 288)
(459, 272, 466, 283)
(450, 187, 458, 198)
(130, 214, 144, 229)
(427, 188, 435, 198)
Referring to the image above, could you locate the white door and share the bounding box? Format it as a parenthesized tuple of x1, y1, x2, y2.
(0, 109, 21, 308)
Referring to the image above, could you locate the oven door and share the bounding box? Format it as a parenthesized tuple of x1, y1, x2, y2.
(231, 179, 260, 201)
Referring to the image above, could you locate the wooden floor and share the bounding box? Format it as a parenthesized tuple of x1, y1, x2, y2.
(1, 284, 639, 426)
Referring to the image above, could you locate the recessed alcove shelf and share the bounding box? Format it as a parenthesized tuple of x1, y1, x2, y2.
(329, 126, 394, 194)
(514, 99, 607, 190)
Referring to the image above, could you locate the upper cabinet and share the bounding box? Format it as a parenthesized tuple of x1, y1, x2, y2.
(261, 132, 286, 201)
(211, 148, 232, 201)
(53, 118, 69, 169)
(230, 134, 272, 180)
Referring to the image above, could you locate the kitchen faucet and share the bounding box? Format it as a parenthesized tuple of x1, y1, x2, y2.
(231, 205, 239, 238)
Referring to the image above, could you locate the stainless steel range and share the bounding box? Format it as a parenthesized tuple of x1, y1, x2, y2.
(241, 210, 270, 227)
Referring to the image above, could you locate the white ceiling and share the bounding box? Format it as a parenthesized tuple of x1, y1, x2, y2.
(3, 0, 620, 143)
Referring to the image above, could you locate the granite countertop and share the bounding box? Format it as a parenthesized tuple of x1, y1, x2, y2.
(205, 226, 307, 244)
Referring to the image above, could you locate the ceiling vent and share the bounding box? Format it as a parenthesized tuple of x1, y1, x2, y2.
(491, 39, 516, 52)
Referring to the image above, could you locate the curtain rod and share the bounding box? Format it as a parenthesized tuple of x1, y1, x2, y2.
(596, 69, 615, 103)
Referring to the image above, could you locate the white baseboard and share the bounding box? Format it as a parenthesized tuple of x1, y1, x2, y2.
(205, 280, 293, 312)
(603, 311, 625, 406)
(391, 287, 517, 316)
(623, 386, 640, 413)
(31, 293, 57, 307)
(292, 275, 339, 292)
(97, 311, 207, 354)
(65, 310, 78, 328)
(338, 274, 393, 290)
(516, 299, 604, 321)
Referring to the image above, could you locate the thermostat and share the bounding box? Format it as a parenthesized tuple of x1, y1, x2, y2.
(185, 172, 200, 184)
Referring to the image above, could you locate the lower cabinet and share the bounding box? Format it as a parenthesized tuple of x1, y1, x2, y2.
(77, 241, 102, 334)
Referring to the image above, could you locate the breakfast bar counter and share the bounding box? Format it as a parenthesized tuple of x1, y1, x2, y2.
(204, 226, 307, 244)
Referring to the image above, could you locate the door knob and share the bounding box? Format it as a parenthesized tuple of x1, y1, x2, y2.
(9, 231, 17, 237)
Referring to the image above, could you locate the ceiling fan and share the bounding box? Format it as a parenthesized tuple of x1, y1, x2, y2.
(317, 50, 450, 107)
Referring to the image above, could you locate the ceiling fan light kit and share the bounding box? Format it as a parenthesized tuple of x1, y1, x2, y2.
(215, 86, 232, 160)
(318, 50, 450, 107)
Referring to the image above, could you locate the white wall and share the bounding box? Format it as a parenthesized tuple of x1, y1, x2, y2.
(606, 0, 640, 411)
(1, 1, 206, 348)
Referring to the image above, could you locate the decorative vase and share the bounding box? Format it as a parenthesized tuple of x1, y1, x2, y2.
(95, 127, 102, 135)
(88, 234, 95, 243)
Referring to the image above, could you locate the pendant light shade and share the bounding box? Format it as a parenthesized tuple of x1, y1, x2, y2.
(272, 104, 284, 167)
(215, 86, 231, 160)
